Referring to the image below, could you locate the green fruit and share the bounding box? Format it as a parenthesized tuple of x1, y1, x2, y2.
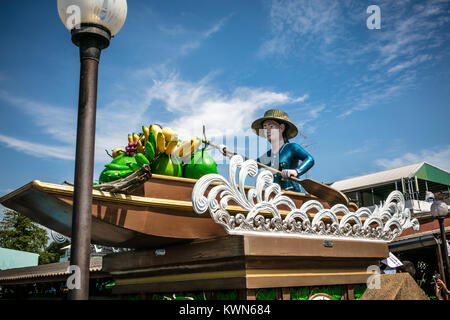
(135, 153, 150, 166)
(99, 154, 138, 183)
(128, 162, 141, 172)
(99, 170, 110, 184)
(111, 154, 137, 166)
(118, 169, 134, 178)
(105, 163, 130, 170)
(183, 151, 217, 179)
(151, 154, 182, 177)
(148, 132, 157, 151)
(104, 170, 122, 180)
(145, 140, 156, 161)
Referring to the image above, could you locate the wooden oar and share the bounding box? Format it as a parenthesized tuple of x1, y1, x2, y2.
(204, 140, 349, 206)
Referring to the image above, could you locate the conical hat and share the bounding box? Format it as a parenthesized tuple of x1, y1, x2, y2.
(251, 109, 298, 139)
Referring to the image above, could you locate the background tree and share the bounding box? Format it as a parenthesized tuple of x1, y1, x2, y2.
(0, 209, 69, 264)
(39, 239, 71, 264)
(0, 209, 48, 252)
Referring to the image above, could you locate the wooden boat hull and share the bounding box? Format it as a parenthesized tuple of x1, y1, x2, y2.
(0, 174, 346, 249)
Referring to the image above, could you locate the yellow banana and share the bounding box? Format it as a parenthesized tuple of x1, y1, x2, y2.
(172, 140, 191, 157)
(150, 124, 162, 139)
(137, 139, 145, 154)
(156, 132, 166, 153)
(175, 139, 192, 157)
(178, 137, 202, 157)
(128, 134, 133, 143)
(133, 133, 140, 142)
(162, 127, 177, 144)
(190, 136, 202, 154)
(165, 140, 179, 155)
(142, 126, 150, 144)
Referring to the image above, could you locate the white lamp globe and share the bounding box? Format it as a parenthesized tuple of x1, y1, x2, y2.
(431, 200, 448, 218)
(57, 0, 127, 36)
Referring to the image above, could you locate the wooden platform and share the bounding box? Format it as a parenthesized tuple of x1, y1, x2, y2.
(102, 235, 388, 297)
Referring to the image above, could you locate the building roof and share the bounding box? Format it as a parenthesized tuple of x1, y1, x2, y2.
(0, 257, 103, 282)
(330, 162, 450, 192)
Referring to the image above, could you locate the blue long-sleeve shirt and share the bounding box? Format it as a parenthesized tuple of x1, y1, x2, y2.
(257, 142, 314, 192)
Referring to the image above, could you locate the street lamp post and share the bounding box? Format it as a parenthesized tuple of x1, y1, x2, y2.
(431, 200, 450, 290)
(57, 0, 127, 300)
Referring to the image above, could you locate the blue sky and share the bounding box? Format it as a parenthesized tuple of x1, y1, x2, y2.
(0, 0, 449, 204)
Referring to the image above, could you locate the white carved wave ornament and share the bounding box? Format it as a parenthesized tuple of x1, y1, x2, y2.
(192, 155, 419, 242)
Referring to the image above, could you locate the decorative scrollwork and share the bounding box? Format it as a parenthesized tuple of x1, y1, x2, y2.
(50, 230, 69, 244)
(192, 155, 420, 242)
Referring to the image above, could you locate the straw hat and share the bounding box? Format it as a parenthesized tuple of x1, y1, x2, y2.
(251, 109, 298, 139)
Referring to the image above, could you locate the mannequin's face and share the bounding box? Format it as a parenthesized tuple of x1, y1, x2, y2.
(262, 120, 285, 142)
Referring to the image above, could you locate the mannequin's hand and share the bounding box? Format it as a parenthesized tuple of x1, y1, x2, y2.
(281, 169, 298, 180)
(218, 144, 227, 156)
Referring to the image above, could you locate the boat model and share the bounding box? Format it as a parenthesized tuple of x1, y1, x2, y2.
(0, 177, 349, 248)
(0, 155, 419, 249)
(0, 174, 344, 248)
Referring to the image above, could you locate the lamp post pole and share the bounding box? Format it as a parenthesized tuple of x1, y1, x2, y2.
(68, 25, 110, 300)
(431, 200, 450, 297)
(57, 0, 127, 300)
(437, 216, 450, 289)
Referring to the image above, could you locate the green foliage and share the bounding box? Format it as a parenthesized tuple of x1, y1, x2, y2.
(290, 287, 310, 300)
(290, 286, 345, 300)
(38, 240, 70, 265)
(310, 285, 343, 300)
(216, 289, 238, 300)
(256, 288, 277, 300)
(353, 284, 366, 299)
(0, 209, 48, 253)
(0, 209, 70, 265)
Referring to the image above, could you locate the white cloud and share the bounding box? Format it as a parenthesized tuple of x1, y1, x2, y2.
(0, 134, 74, 160)
(0, 90, 76, 144)
(0, 16, 239, 164)
(144, 73, 308, 139)
(375, 145, 450, 172)
(260, 0, 450, 119)
(180, 15, 232, 56)
(259, 0, 342, 57)
(0, 71, 309, 164)
(387, 54, 432, 73)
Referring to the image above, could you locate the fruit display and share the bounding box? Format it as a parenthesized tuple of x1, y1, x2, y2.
(99, 123, 217, 183)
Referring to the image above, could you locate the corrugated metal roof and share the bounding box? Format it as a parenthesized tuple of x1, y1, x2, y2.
(330, 162, 425, 192)
(0, 257, 103, 282)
